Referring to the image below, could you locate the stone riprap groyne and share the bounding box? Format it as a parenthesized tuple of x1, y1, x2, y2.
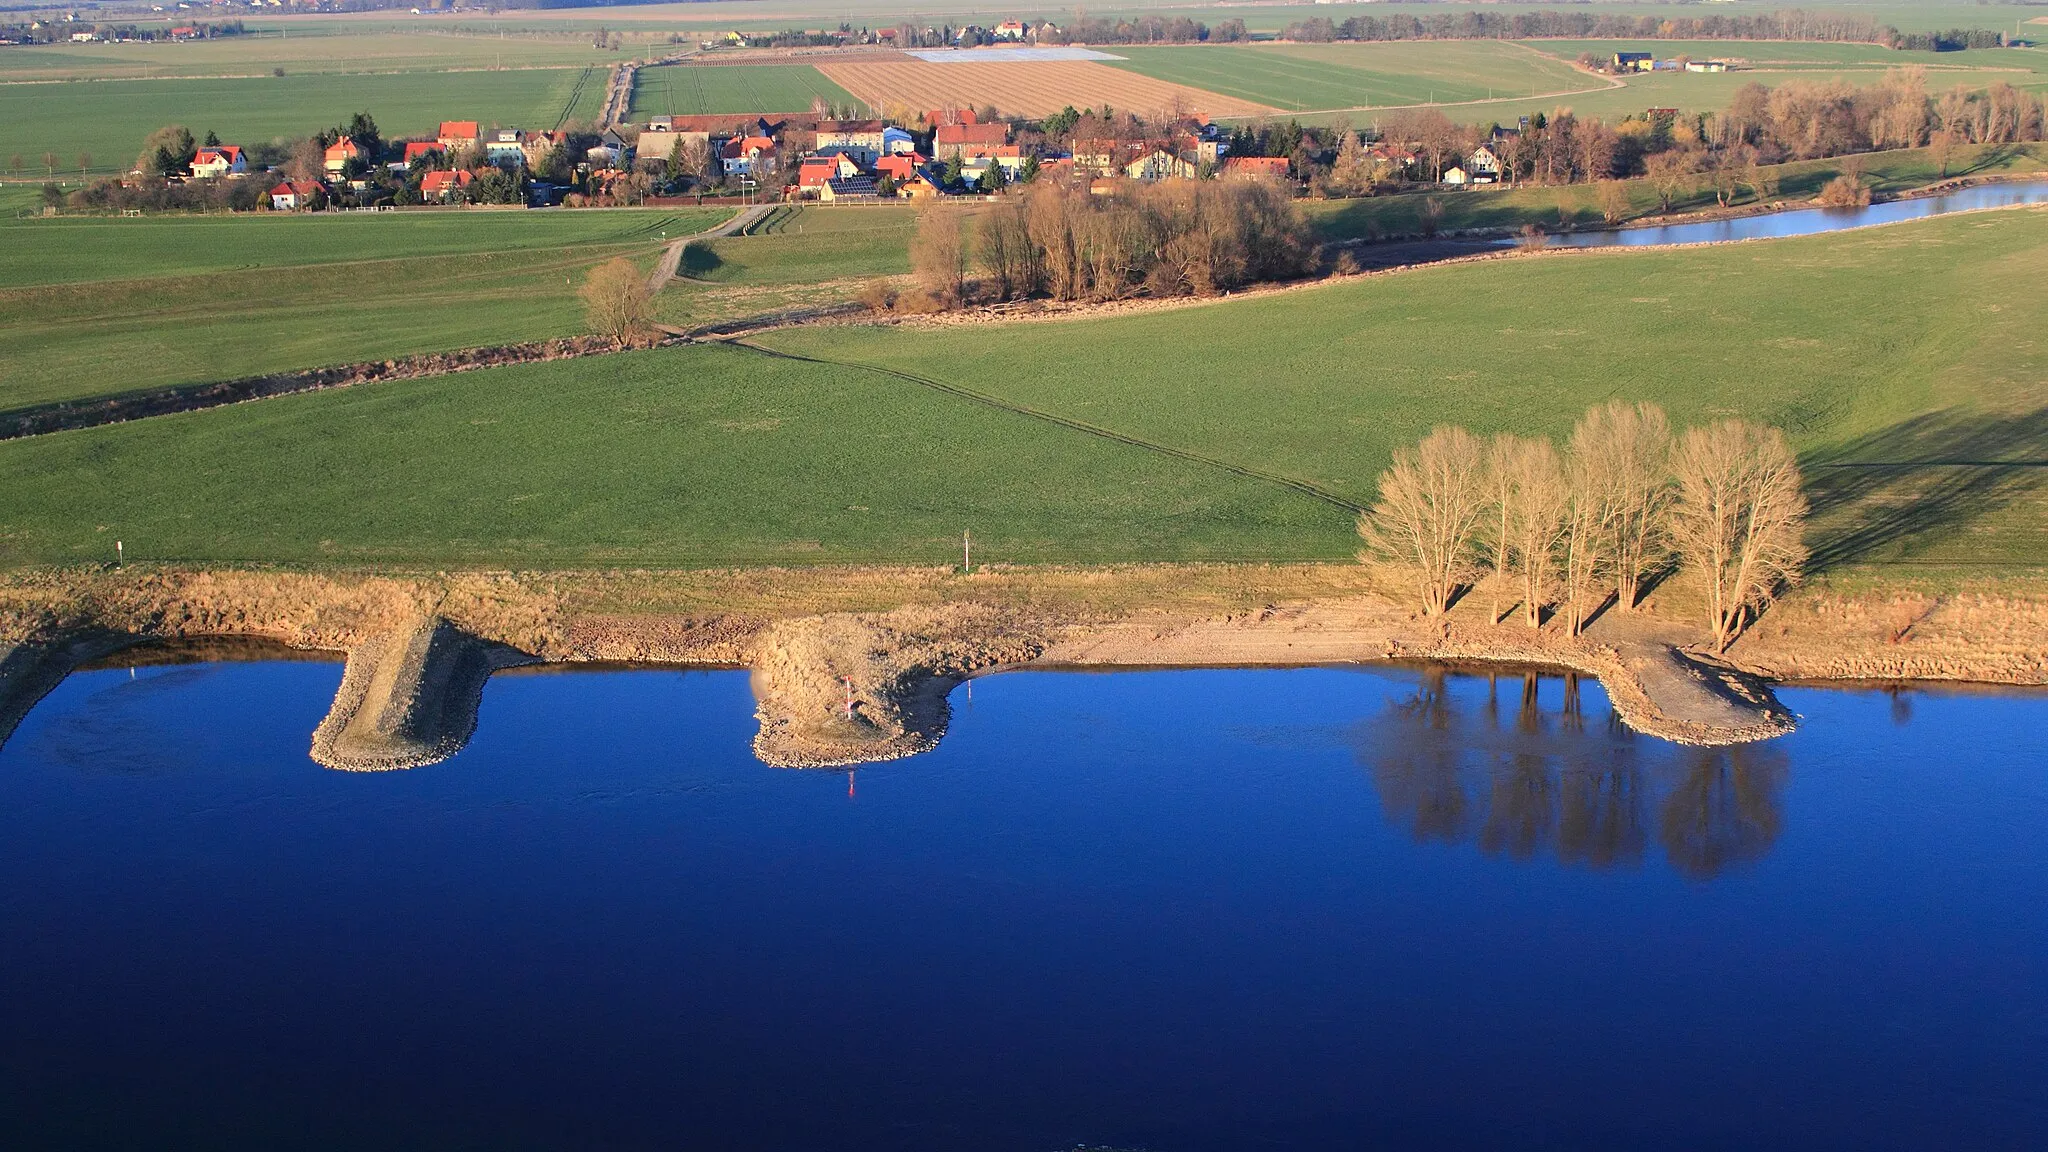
(4, 567, 2040, 772)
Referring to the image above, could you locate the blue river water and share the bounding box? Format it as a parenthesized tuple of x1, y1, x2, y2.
(1, 658, 2044, 1150)
(1542, 178, 2048, 248)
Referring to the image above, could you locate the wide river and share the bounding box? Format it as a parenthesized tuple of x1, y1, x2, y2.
(2, 656, 2043, 1150)
(1540, 177, 2048, 248)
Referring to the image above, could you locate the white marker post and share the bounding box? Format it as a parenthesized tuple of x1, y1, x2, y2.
(962, 530, 971, 574)
(115, 540, 123, 568)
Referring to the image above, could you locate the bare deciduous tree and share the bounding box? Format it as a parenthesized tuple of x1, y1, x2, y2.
(1642, 148, 1698, 213)
(910, 204, 967, 305)
(977, 198, 1036, 300)
(579, 257, 652, 347)
(1503, 436, 1568, 628)
(1360, 427, 1488, 617)
(1596, 179, 1629, 225)
(1572, 401, 1673, 613)
(1668, 421, 1808, 651)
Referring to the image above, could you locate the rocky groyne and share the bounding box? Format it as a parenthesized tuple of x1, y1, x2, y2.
(2, 566, 2038, 772)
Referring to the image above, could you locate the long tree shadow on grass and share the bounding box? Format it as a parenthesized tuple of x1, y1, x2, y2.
(1802, 406, 2048, 571)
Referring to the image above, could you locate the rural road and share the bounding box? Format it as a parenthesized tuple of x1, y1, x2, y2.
(647, 203, 775, 292)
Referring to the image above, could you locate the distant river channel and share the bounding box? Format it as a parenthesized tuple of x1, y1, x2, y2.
(1, 658, 2044, 1150)
(1542, 177, 2048, 249)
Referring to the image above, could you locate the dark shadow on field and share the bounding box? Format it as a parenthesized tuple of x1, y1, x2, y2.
(1803, 406, 2048, 571)
(679, 239, 725, 279)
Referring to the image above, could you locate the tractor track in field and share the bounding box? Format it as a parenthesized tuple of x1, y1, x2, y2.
(723, 337, 1364, 514)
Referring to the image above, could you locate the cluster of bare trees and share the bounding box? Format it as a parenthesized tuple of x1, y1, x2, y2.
(1360, 402, 1807, 651)
(905, 177, 1313, 308)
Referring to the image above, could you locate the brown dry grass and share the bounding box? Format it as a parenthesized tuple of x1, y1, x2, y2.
(814, 60, 1277, 120)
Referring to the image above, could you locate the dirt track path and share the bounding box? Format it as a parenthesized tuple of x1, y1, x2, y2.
(647, 203, 775, 293)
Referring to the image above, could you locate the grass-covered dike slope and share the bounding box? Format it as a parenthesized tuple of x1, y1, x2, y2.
(0, 208, 2042, 572)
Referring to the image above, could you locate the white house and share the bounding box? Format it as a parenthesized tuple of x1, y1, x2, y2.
(190, 145, 248, 178)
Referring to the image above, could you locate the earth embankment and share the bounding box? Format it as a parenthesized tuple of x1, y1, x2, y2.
(2, 566, 2038, 770)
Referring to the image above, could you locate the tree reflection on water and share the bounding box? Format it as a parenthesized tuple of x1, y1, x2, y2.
(1352, 667, 1788, 879)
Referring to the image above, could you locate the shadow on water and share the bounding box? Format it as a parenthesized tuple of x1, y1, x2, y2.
(1350, 667, 1788, 879)
(1804, 406, 2048, 570)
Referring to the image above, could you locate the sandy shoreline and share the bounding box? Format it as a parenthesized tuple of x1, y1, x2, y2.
(2, 565, 2041, 770)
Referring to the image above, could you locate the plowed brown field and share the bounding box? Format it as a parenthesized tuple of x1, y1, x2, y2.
(814, 60, 1278, 120)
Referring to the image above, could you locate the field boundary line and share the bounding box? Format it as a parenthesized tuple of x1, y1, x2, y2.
(726, 338, 1364, 514)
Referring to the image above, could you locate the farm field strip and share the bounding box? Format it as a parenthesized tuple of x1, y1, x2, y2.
(0, 207, 718, 287)
(814, 59, 1277, 119)
(0, 31, 631, 82)
(0, 69, 608, 175)
(1107, 41, 1601, 113)
(628, 63, 856, 116)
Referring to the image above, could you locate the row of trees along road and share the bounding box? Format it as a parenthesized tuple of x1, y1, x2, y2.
(1360, 402, 1808, 651)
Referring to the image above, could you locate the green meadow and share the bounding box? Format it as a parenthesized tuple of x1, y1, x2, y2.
(628, 63, 856, 117)
(0, 68, 608, 177)
(0, 30, 634, 82)
(1, 207, 2041, 571)
(0, 207, 728, 412)
(1107, 41, 1598, 112)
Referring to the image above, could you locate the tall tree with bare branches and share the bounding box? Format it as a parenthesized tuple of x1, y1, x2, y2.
(1572, 401, 1673, 613)
(1668, 421, 1809, 651)
(1504, 436, 1568, 628)
(910, 204, 968, 305)
(579, 257, 651, 347)
(1360, 427, 1488, 617)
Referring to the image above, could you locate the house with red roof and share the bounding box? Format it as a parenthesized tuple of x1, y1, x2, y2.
(419, 169, 474, 204)
(190, 145, 246, 179)
(795, 154, 861, 197)
(933, 121, 1009, 160)
(436, 121, 481, 151)
(400, 141, 445, 170)
(873, 152, 929, 184)
(268, 180, 324, 211)
(323, 136, 363, 176)
(720, 135, 778, 177)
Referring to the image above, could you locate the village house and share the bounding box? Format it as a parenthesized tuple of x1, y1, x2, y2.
(873, 152, 930, 184)
(1465, 144, 1503, 182)
(268, 180, 322, 211)
(1441, 165, 1471, 185)
(1124, 149, 1198, 183)
(436, 120, 480, 153)
(881, 125, 917, 156)
(721, 135, 777, 177)
(420, 169, 474, 204)
(1221, 155, 1289, 180)
(962, 146, 1027, 183)
(399, 141, 444, 170)
(482, 129, 526, 168)
(189, 144, 246, 178)
(322, 136, 363, 176)
(1614, 51, 1653, 72)
(819, 174, 880, 203)
(814, 119, 888, 164)
(1069, 139, 1123, 175)
(521, 130, 569, 170)
(894, 171, 943, 200)
(933, 120, 1009, 160)
(796, 153, 863, 197)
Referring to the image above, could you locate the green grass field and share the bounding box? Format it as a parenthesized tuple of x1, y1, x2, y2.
(628, 63, 856, 117)
(1106, 41, 1599, 112)
(0, 342, 1341, 567)
(0, 68, 608, 177)
(0, 31, 637, 82)
(0, 207, 728, 412)
(1, 207, 2041, 571)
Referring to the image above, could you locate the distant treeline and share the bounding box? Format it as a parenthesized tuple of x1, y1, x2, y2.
(1279, 9, 2014, 51)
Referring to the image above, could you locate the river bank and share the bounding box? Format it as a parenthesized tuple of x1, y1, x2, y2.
(3, 565, 2040, 770)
